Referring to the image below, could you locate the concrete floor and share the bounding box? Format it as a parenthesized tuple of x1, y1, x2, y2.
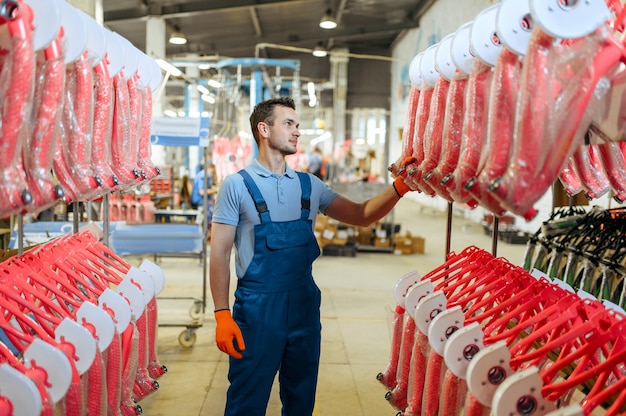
(134, 198, 529, 416)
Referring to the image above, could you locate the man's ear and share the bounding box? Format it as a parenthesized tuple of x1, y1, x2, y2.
(258, 122, 268, 137)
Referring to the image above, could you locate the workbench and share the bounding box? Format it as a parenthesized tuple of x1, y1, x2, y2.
(154, 209, 199, 224)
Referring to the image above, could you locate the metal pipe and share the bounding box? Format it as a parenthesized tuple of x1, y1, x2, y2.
(492, 216, 499, 257)
(73, 201, 80, 234)
(445, 201, 453, 259)
(103, 193, 110, 247)
(17, 215, 23, 255)
(201, 146, 209, 313)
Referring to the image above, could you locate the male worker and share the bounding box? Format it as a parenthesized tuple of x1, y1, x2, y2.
(307, 146, 324, 179)
(209, 96, 411, 415)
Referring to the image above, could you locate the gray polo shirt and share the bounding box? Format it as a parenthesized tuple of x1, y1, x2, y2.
(212, 160, 339, 278)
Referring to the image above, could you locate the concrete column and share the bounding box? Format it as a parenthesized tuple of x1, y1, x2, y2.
(330, 48, 348, 165)
(185, 54, 200, 116)
(146, 16, 167, 165)
(186, 55, 201, 170)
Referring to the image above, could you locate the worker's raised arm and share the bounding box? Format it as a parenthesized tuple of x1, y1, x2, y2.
(324, 176, 411, 227)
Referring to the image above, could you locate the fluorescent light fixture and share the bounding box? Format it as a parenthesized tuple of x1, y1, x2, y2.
(177, 110, 186, 117)
(156, 59, 182, 77)
(164, 109, 177, 117)
(198, 63, 212, 70)
(300, 129, 325, 135)
(312, 45, 327, 58)
(207, 79, 223, 88)
(311, 131, 332, 145)
(201, 111, 210, 117)
(307, 82, 317, 107)
(201, 94, 216, 104)
(169, 30, 187, 45)
(319, 9, 337, 29)
(197, 84, 210, 95)
(238, 131, 252, 139)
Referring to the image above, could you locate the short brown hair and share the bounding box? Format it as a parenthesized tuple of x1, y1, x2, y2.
(249, 97, 296, 144)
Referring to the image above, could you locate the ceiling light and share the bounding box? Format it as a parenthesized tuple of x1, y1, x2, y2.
(207, 79, 222, 88)
(169, 30, 187, 45)
(197, 84, 210, 95)
(156, 58, 182, 77)
(312, 44, 328, 58)
(319, 9, 337, 29)
(201, 94, 216, 104)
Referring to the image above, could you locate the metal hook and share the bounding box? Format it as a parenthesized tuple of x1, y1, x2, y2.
(0, 0, 19, 21)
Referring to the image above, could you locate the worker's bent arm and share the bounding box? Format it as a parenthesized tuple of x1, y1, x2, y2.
(324, 185, 401, 227)
(209, 222, 237, 311)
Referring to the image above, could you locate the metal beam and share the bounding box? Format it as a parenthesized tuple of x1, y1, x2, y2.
(211, 21, 417, 52)
(104, 0, 315, 22)
(249, 7, 263, 38)
(410, 0, 438, 21)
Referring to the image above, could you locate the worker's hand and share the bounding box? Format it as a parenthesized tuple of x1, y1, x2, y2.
(214, 309, 245, 359)
(396, 156, 417, 179)
(393, 176, 411, 197)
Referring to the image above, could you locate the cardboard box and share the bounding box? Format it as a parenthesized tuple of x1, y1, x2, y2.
(392, 232, 425, 254)
(393, 235, 414, 255)
(331, 229, 349, 246)
(346, 226, 358, 244)
(411, 236, 425, 254)
(357, 226, 373, 245)
(321, 224, 338, 243)
(315, 214, 329, 232)
(374, 237, 391, 248)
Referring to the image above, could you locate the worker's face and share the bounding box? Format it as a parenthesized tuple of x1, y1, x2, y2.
(259, 106, 300, 155)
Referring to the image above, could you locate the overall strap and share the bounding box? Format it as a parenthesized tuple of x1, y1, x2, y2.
(296, 172, 312, 220)
(239, 170, 271, 223)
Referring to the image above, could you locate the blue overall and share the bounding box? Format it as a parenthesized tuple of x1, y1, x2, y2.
(225, 170, 322, 416)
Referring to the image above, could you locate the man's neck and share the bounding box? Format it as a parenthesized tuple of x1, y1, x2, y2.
(257, 153, 287, 176)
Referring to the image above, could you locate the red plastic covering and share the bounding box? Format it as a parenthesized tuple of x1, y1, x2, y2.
(466, 48, 522, 216)
(0, 3, 35, 216)
(597, 141, 626, 202)
(491, 27, 621, 219)
(404, 84, 434, 193)
(413, 76, 451, 198)
(389, 87, 420, 178)
(444, 60, 493, 207)
(427, 71, 469, 200)
(24, 35, 65, 209)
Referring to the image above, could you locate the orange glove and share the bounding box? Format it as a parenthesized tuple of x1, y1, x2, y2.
(401, 156, 417, 167)
(214, 309, 245, 359)
(393, 176, 411, 197)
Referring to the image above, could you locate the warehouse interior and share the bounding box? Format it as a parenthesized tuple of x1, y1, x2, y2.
(1, 0, 626, 415)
